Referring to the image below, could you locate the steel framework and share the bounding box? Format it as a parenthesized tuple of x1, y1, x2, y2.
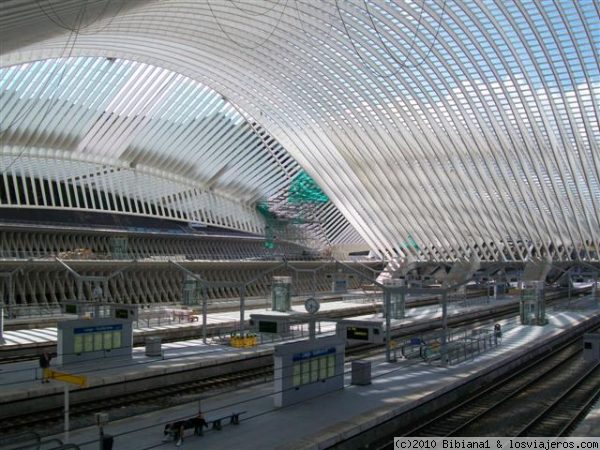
(0, 0, 598, 262)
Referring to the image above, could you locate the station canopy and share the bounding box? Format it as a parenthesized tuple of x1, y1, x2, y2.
(0, 0, 598, 263)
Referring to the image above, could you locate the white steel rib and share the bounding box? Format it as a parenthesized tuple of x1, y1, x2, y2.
(0, 0, 598, 262)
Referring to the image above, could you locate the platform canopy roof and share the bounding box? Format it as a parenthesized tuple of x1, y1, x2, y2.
(0, 0, 598, 263)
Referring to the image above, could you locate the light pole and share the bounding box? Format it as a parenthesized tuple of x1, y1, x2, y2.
(95, 412, 109, 450)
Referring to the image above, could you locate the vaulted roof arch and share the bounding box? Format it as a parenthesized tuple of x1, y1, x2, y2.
(1, 0, 598, 262)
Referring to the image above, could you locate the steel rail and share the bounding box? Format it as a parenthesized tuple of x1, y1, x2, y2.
(516, 362, 600, 437)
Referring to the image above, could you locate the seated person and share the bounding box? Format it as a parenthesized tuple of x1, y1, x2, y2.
(163, 411, 208, 446)
(163, 419, 184, 444)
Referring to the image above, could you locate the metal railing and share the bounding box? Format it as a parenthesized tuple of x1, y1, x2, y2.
(400, 322, 505, 366)
(3, 305, 63, 319)
(0, 432, 42, 450)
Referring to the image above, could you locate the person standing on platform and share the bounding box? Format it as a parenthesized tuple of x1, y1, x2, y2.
(93, 284, 103, 301)
(39, 351, 51, 383)
(494, 323, 502, 345)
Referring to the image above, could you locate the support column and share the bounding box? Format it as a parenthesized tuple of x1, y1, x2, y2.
(594, 273, 598, 306)
(309, 317, 316, 341)
(64, 385, 70, 443)
(76, 279, 83, 302)
(240, 285, 246, 337)
(567, 268, 572, 305)
(202, 285, 208, 344)
(384, 289, 392, 363)
(520, 258, 551, 325)
(271, 276, 292, 312)
(0, 305, 4, 344)
(520, 281, 546, 325)
(441, 291, 448, 367)
(385, 279, 406, 319)
(8, 274, 15, 319)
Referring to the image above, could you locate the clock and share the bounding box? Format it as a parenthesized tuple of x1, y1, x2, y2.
(304, 297, 320, 314)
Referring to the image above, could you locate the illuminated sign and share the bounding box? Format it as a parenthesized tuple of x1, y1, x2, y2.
(74, 324, 123, 334)
(115, 309, 130, 319)
(292, 346, 336, 362)
(259, 320, 278, 333)
(347, 326, 369, 340)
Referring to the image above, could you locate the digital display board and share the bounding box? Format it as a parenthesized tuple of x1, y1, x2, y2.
(346, 326, 369, 341)
(115, 308, 129, 319)
(258, 320, 278, 333)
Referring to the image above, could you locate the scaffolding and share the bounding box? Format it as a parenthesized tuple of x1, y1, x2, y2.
(257, 171, 330, 250)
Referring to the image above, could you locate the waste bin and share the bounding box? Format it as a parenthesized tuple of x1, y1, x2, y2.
(351, 360, 371, 385)
(145, 336, 162, 357)
(101, 434, 113, 450)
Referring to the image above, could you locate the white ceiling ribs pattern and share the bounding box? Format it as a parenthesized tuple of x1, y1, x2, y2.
(0, 0, 598, 261)
(0, 55, 361, 247)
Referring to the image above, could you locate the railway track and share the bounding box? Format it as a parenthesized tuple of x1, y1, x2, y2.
(4, 365, 275, 437)
(365, 328, 599, 447)
(516, 362, 600, 436)
(0, 339, 392, 437)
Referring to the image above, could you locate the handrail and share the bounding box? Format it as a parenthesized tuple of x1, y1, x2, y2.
(0, 431, 41, 450)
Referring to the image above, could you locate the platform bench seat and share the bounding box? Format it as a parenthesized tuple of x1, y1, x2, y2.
(401, 344, 423, 359)
(163, 417, 206, 441)
(163, 411, 246, 441)
(197, 411, 247, 435)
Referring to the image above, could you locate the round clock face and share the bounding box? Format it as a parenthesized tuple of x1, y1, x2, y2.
(304, 297, 320, 314)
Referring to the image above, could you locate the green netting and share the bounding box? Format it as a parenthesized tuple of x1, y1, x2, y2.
(288, 171, 329, 204)
(256, 201, 274, 220)
(257, 201, 285, 248)
(402, 234, 420, 251)
(257, 172, 327, 248)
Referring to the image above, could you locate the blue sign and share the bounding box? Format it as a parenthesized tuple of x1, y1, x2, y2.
(292, 346, 336, 362)
(74, 324, 123, 334)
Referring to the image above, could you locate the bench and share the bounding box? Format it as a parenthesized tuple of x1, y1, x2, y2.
(163, 411, 246, 441)
(401, 337, 426, 359)
(197, 411, 246, 435)
(170, 310, 199, 323)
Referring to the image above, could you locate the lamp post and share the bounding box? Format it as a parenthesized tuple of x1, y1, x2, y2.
(95, 412, 109, 450)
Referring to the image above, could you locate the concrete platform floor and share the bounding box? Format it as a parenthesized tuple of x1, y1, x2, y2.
(35, 305, 600, 450)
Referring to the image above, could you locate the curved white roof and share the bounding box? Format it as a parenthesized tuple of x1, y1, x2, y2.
(1, 0, 598, 262)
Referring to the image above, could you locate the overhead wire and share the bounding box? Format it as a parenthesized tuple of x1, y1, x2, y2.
(334, 0, 447, 79)
(293, 0, 336, 43)
(227, 0, 283, 17)
(206, 0, 290, 51)
(365, 0, 427, 70)
(35, 0, 125, 35)
(363, 0, 448, 71)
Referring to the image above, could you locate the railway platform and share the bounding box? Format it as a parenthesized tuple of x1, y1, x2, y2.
(1, 298, 598, 449)
(0, 295, 518, 399)
(0, 290, 501, 352)
(0, 296, 378, 348)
